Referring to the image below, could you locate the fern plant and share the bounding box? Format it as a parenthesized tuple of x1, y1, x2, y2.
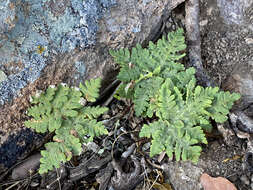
(25, 78, 108, 174)
(110, 28, 240, 163)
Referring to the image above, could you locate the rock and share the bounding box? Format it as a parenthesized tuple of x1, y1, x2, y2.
(0, 0, 185, 173)
(200, 0, 253, 137)
(200, 0, 253, 84)
(0, 128, 43, 175)
(163, 161, 204, 190)
(0, 70, 7, 83)
(240, 175, 250, 186)
(200, 173, 237, 190)
(251, 175, 253, 190)
(229, 111, 253, 134)
(86, 142, 100, 153)
(12, 153, 41, 180)
(223, 61, 253, 112)
(223, 61, 253, 134)
(216, 0, 252, 26)
(0, 0, 16, 34)
(245, 139, 253, 172)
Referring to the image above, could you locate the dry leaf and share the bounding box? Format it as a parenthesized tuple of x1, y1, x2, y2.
(152, 182, 173, 190)
(158, 151, 166, 163)
(223, 155, 242, 163)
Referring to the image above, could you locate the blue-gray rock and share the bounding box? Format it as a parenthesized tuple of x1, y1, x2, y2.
(0, 70, 7, 82)
(0, 0, 16, 34)
(0, 0, 117, 106)
(0, 0, 183, 173)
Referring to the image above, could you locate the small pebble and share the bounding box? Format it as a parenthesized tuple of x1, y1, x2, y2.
(87, 142, 99, 153)
(251, 175, 253, 189)
(228, 174, 238, 182)
(245, 38, 253, 45)
(240, 175, 250, 185)
(199, 19, 208, 26)
(30, 181, 39, 187)
(12, 153, 41, 180)
(142, 142, 150, 151)
(0, 70, 7, 83)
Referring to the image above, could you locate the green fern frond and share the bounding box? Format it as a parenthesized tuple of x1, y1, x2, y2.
(139, 120, 206, 163)
(80, 78, 101, 102)
(134, 77, 164, 117)
(25, 78, 108, 174)
(109, 48, 131, 68)
(39, 142, 71, 174)
(52, 84, 69, 108)
(54, 122, 82, 155)
(48, 113, 62, 132)
(112, 28, 240, 163)
(208, 91, 240, 123)
(80, 106, 108, 119)
(74, 119, 108, 143)
(24, 118, 49, 133)
(114, 82, 135, 100)
(85, 120, 108, 142)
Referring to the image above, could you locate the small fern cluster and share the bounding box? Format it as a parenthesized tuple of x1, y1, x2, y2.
(25, 79, 108, 174)
(110, 29, 240, 163)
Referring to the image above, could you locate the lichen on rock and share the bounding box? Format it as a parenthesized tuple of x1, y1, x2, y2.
(0, 0, 16, 34)
(0, 0, 116, 105)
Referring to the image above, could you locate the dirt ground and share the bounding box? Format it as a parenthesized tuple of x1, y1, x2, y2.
(197, 0, 253, 189)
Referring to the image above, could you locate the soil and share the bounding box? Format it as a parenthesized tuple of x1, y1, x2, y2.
(199, 137, 249, 190)
(197, 0, 253, 189)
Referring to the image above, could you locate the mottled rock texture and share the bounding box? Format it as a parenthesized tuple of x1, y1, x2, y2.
(0, 0, 117, 105)
(0, 0, 184, 173)
(163, 162, 204, 190)
(201, 0, 253, 133)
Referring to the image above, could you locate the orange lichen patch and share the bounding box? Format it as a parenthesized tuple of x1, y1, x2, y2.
(8, 2, 15, 10)
(37, 45, 45, 54)
(3, 60, 24, 75)
(5, 16, 15, 29)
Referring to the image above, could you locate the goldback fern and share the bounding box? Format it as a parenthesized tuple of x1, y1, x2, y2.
(25, 79, 108, 174)
(110, 28, 240, 163)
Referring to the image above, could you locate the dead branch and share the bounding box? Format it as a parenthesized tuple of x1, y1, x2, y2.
(185, 0, 215, 87)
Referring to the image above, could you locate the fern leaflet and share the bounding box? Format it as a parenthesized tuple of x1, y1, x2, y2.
(25, 79, 108, 174)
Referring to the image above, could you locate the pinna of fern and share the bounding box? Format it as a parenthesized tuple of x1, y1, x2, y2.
(110, 28, 240, 163)
(25, 78, 108, 174)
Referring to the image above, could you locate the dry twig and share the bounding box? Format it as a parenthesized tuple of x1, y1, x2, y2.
(185, 0, 215, 87)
